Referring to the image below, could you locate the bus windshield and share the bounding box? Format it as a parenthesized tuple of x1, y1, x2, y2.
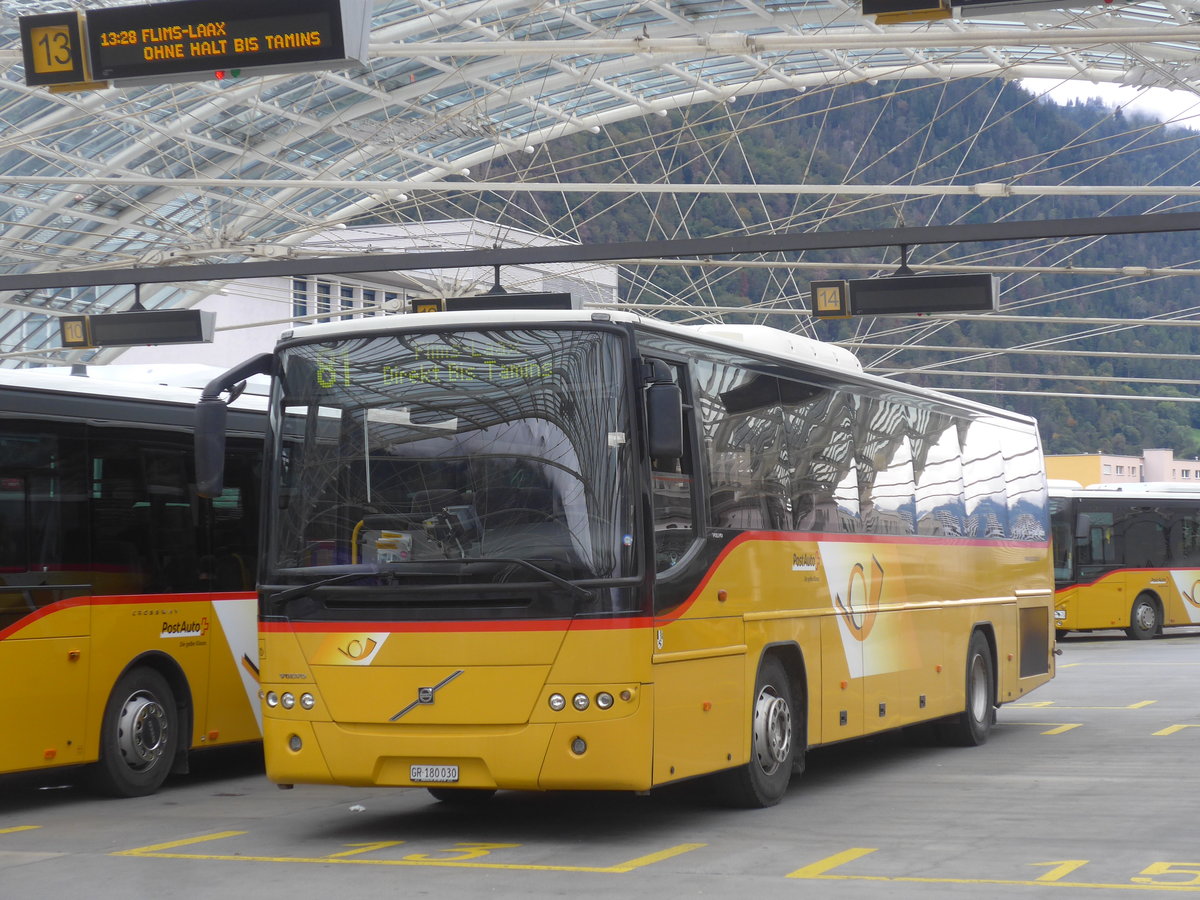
(262, 326, 635, 620)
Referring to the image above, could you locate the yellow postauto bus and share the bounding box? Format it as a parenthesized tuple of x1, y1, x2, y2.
(0, 365, 263, 796)
(1050, 480, 1200, 639)
(197, 307, 1055, 807)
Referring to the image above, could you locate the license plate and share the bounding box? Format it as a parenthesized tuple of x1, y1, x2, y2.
(1054, 610, 1066, 620)
(410, 764, 459, 783)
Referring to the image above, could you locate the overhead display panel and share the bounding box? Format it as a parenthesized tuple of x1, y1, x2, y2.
(21, 0, 371, 88)
(86, 0, 371, 84)
(59, 309, 216, 348)
(810, 274, 998, 318)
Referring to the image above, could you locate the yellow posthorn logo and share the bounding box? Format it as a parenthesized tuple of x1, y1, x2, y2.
(339, 637, 378, 661)
(835, 556, 883, 641)
(1182, 580, 1200, 610)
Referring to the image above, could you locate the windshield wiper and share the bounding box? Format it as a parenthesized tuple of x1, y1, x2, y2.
(270, 566, 392, 603)
(269, 558, 592, 603)
(435, 556, 593, 601)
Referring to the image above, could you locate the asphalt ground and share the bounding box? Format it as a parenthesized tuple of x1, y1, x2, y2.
(2, 628, 1199, 898)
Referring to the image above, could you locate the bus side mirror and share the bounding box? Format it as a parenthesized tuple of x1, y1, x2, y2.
(646, 381, 684, 460)
(195, 398, 228, 499)
(194, 352, 275, 499)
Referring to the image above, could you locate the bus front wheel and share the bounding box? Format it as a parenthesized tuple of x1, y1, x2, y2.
(718, 655, 799, 808)
(937, 631, 995, 747)
(1125, 595, 1160, 640)
(91, 667, 178, 797)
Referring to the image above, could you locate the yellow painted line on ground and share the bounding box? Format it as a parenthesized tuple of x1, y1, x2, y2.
(327, 841, 404, 858)
(1153, 724, 1200, 736)
(114, 831, 706, 873)
(1009, 701, 1156, 710)
(605, 843, 709, 873)
(1007, 722, 1083, 735)
(113, 831, 248, 855)
(787, 848, 878, 878)
(0, 826, 40, 835)
(789, 848, 1200, 890)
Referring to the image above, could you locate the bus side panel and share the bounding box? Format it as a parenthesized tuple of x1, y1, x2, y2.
(651, 654, 745, 784)
(992, 601, 1021, 703)
(1167, 569, 1200, 625)
(1057, 571, 1127, 631)
(201, 594, 261, 745)
(820, 613, 862, 743)
(0, 604, 92, 773)
(863, 607, 949, 728)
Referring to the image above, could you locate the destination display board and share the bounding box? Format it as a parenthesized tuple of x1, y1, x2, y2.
(59, 309, 216, 349)
(21, 0, 370, 88)
(811, 274, 998, 318)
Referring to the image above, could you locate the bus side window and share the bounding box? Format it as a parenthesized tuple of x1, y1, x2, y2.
(856, 395, 917, 537)
(0, 475, 26, 573)
(781, 383, 859, 534)
(693, 361, 790, 533)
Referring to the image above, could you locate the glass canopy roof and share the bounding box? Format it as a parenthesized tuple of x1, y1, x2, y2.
(2, 0, 1200, 366)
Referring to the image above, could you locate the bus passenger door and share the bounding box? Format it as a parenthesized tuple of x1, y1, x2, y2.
(647, 357, 747, 783)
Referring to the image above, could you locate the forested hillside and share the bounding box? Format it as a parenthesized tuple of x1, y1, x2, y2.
(366, 78, 1200, 457)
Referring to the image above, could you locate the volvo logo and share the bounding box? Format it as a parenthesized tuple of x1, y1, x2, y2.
(390, 670, 464, 721)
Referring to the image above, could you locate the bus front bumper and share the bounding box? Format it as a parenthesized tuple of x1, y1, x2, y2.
(262, 690, 655, 792)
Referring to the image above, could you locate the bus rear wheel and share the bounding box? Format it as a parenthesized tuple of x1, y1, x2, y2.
(90, 667, 178, 797)
(718, 655, 799, 808)
(937, 631, 995, 747)
(1125, 594, 1160, 640)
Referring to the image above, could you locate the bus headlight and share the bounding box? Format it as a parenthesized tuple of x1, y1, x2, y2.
(265, 692, 279, 708)
(281, 692, 296, 710)
(548, 693, 566, 711)
(300, 693, 315, 710)
(596, 692, 614, 710)
(573, 693, 590, 711)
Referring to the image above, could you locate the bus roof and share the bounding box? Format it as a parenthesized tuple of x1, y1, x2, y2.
(0, 364, 269, 411)
(280, 308, 1035, 426)
(1049, 481, 1200, 500)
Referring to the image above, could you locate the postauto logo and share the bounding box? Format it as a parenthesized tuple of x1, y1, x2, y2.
(161, 617, 209, 639)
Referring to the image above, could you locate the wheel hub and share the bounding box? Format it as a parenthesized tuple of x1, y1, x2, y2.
(752, 685, 792, 775)
(116, 692, 169, 771)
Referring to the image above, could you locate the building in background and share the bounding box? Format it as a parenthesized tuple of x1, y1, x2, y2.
(1045, 449, 1200, 485)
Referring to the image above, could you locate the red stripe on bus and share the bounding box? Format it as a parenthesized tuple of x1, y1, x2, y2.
(0, 591, 255, 641)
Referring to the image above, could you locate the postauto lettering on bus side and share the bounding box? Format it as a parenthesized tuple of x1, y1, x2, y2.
(792, 552, 819, 572)
(160, 617, 209, 638)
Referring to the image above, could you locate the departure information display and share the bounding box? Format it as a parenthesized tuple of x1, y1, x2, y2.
(21, 0, 369, 87)
(87, 0, 349, 81)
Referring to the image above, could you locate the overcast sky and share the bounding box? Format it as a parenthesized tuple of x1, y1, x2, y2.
(1023, 78, 1200, 127)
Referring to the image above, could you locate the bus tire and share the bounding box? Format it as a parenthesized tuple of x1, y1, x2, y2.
(427, 787, 496, 805)
(937, 631, 995, 747)
(1125, 594, 1160, 640)
(90, 667, 178, 798)
(718, 655, 798, 808)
